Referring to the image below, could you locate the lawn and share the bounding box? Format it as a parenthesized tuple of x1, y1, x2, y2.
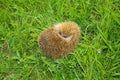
(0, 0, 120, 80)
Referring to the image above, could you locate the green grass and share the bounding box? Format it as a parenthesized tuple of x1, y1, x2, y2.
(0, 0, 120, 80)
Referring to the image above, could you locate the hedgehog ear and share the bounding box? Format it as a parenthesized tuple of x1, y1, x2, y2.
(65, 35, 73, 42)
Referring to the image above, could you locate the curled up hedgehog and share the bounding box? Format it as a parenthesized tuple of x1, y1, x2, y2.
(38, 21, 81, 59)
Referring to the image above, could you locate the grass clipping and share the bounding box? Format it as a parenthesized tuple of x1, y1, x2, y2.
(38, 21, 81, 59)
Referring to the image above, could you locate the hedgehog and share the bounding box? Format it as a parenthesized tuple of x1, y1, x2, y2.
(38, 21, 81, 59)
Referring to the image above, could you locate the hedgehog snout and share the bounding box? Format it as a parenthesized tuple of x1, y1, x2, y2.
(58, 31, 68, 38)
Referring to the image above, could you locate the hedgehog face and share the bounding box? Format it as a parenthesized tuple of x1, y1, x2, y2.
(58, 31, 69, 38)
(54, 23, 73, 42)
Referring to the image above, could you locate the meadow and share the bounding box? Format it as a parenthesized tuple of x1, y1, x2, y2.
(0, 0, 120, 80)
